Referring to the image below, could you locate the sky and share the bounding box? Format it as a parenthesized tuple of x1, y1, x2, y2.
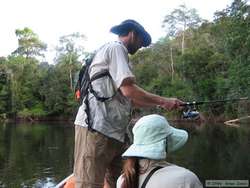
(0, 0, 233, 63)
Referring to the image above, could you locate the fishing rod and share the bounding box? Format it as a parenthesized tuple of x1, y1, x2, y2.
(181, 97, 248, 106)
(181, 97, 249, 119)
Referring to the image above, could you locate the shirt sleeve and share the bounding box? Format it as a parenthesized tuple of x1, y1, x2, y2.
(107, 43, 135, 89)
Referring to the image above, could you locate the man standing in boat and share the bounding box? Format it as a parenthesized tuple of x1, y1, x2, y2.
(73, 19, 184, 188)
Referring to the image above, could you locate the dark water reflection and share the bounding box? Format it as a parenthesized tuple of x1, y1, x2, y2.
(0, 122, 249, 187)
(168, 122, 250, 183)
(0, 123, 74, 188)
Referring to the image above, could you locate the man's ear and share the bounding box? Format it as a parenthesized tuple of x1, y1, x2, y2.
(128, 30, 135, 42)
(131, 31, 135, 41)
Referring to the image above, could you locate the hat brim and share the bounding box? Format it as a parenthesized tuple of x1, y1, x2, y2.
(168, 127, 188, 153)
(122, 139, 167, 160)
(122, 126, 188, 160)
(110, 23, 151, 47)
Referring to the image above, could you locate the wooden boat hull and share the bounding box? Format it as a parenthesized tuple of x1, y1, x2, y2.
(55, 174, 74, 188)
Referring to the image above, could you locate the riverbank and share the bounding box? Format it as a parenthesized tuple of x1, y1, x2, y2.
(1, 113, 250, 125)
(1, 114, 74, 124)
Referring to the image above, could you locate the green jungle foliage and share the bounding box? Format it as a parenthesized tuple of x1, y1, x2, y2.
(0, 0, 249, 120)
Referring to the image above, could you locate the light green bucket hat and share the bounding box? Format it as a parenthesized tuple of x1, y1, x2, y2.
(122, 114, 188, 160)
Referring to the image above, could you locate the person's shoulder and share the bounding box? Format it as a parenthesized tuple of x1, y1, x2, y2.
(172, 165, 203, 187)
(94, 41, 126, 58)
(107, 41, 124, 47)
(106, 41, 127, 53)
(167, 165, 198, 178)
(160, 165, 203, 187)
(144, 164, 203, 188)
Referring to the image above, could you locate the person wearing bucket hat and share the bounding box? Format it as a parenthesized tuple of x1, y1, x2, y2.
(117, 114, 203, 188)
(73, 19, 184, 188)
(110, 19, 152, 53)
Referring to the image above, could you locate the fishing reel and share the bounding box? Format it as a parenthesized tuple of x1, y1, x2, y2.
(181, 97, 248, 120)
(182, 103, 200, 120)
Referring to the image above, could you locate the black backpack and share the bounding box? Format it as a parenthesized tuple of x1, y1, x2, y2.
(75, 53, 95, 102)
(74, 53, 114, 130)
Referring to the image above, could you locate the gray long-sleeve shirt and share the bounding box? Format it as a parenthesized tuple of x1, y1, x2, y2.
(117, 160, 203, 188)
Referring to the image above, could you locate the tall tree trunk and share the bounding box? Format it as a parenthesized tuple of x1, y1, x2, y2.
(182, 20, 186, 55)
(69, 68, 73, 91)
(7, 70, 14, 113)
(182, 31, 185, 55)
(182, 21, 186, 77)
(69, 53, 73, 91)
(170, 46, 175, 81)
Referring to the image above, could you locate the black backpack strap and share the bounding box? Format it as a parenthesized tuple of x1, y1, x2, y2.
(85, 70, 114, 130)
(89, 70, 115, 102)
(90, 70, 111, 82)
(141, 166, 163, 188)
(84, 92, 93, 131)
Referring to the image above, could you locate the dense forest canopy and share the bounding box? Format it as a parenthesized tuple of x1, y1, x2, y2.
(0, 0, 249, 120)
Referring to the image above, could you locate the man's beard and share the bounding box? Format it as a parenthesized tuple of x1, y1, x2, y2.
(127, 43, 138, 55)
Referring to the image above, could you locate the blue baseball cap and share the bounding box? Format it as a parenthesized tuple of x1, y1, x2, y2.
(122, 114, 188, 160)
(110, 19, 152, 47)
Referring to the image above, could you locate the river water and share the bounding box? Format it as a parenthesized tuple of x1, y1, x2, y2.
(0, 121, 249, 187)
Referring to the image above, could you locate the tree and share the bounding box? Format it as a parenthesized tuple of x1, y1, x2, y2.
(6, 55, 44, 116)
(0, 65, 10, 114)
(162, 4, 204, 55)
(55, 32, 86, 91)
(214, 0, 250, 101)
(12, 27, 47, 59)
